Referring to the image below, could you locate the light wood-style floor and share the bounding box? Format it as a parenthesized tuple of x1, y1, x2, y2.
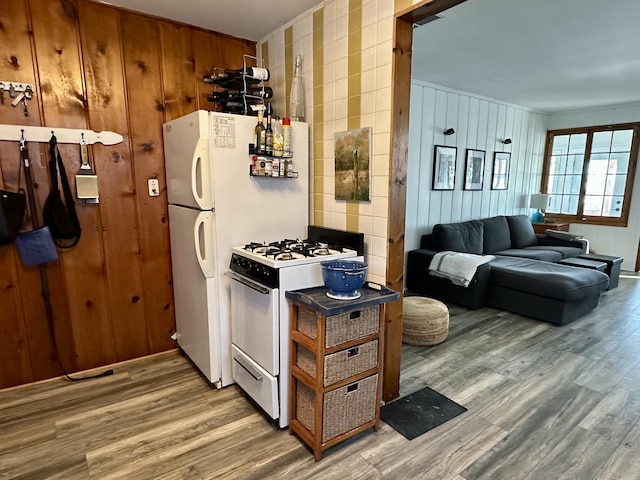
(2, 274, 640, 479)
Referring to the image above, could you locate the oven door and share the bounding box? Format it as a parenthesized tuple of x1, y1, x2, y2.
(226, 271, 279, 376)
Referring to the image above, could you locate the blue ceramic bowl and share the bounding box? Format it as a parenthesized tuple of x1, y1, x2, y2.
(321, 260, 368, 296)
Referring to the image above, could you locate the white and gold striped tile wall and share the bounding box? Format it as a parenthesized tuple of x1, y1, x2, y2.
(258, 0, 403, 285)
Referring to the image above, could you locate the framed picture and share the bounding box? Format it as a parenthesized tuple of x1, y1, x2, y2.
(464, 149, 485, 190)
(492, 151, 511, 190)
(334, 127, 372, 201)
(432, 145, 457, 190)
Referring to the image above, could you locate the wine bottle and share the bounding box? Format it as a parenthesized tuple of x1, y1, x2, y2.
(289, 55, 305, 121)
(205, 77, 256, 90)
(241, 86, 274, 99)
(219, 101, 247, 114)
(207, 87, 274, 106)
(264, 104, 273, 155)
(254, 110, 265, 154)
(207, 91, 241, 103)
(204, 67, 270, 86)
(212, 94, 263, 114)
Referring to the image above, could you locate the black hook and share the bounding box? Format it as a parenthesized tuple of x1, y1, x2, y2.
(20, 129, 26, 150)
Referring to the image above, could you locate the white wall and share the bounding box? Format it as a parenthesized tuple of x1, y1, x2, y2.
(405, 80, 548, 252)
(547, 102, 640, 268)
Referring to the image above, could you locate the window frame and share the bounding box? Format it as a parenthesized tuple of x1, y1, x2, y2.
(541, 122, 640, 227)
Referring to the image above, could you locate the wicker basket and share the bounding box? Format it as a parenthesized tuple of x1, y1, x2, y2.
(323, 374, 378, 442)
(296, 341, 379, 386)
(296, 305, 379, 348)
(296, 380, 316, 435)
(295, 374, 378, 443)
(296, 307, 319, 340)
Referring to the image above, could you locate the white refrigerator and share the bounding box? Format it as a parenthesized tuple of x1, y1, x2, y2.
(163, 110, 309, 387)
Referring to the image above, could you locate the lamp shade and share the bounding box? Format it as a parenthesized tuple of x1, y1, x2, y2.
(529, 194, 549, 210)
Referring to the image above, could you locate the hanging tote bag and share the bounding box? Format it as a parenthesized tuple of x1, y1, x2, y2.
(0, 148, 27, 244)
(42, 135, 81, 248)
(13, 138, 58, 267)
(14, 226, 59, 267)
(0, 188, 26, 244)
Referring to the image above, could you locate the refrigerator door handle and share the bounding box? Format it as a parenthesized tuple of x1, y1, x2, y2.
(191, 138, 210, 209)
(193, 211, 215, 278)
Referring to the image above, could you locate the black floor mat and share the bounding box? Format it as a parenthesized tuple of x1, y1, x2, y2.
(380, 386, 467, 440)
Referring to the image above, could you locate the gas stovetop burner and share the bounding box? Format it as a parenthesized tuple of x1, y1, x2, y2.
(264, 248, 301, 260)
(243, 239, 345, 260)
(273, 251, 297, 261)
(244, 242, 267, 252)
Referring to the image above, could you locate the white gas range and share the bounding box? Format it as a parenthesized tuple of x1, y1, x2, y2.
(226, 231, 363, 428)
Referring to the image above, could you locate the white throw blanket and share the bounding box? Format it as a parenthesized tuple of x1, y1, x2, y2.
(429, 251, 495, 288)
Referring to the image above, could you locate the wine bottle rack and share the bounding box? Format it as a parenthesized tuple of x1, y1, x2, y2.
(205, 54, 269, 116)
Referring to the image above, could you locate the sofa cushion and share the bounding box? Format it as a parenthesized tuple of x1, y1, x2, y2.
(479, 216, 511, 253)
(494, 249, 563, 262)
(489, 256, 609, 302)
(507, 215, 538, 248)
(431, 220, 484, 254)
(524, 245, 583, 259)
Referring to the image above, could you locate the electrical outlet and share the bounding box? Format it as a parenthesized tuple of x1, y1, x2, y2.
(148, 178, 160, 197)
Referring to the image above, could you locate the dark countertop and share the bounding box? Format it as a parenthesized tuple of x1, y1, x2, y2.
(286, 282, 400, 316)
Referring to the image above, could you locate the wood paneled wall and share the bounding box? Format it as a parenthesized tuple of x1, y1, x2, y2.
(0, 0, 255, 388)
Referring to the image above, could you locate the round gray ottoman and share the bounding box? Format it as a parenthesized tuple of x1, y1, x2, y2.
(402, 296, 449, 346)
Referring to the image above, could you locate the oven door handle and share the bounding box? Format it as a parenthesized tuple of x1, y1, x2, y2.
(225, 271, 270, 294)
(233, 355, 263, 382)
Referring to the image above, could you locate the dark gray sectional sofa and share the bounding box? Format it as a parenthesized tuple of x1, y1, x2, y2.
(406, 215, 610, 325)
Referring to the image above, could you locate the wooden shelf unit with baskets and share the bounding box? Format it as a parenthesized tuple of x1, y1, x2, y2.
(286, 284, 399, 461)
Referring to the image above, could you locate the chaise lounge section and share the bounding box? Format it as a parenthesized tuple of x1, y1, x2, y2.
(406, 215, 610, 325)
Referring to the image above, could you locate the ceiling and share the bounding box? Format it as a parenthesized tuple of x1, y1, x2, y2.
(97, 0, 321, 41)
(100, 0, 640, 114)
(412, 0, 640, 113)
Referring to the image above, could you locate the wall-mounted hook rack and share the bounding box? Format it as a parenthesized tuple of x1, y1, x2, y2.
(0, 81, 34, 98)
(0, 124, 123, 145)
(0, 81, 34, 116)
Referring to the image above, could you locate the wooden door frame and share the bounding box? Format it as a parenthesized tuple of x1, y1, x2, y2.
(384, 0, 469, 402)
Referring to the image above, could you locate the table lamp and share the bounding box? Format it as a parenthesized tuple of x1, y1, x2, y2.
(529, 194, 549, 223)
